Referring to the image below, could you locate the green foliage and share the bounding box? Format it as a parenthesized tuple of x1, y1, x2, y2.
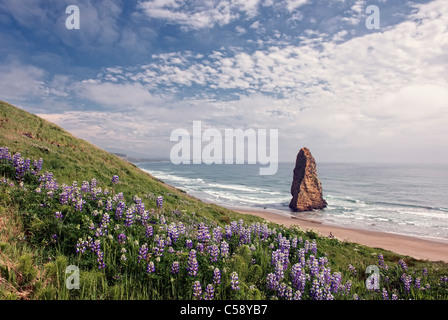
(0, 100, 448, 301)
(17, 254, 37, 284)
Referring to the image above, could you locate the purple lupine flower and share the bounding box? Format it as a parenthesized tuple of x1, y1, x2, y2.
(97, 251, 106, 269)
(204, 284, 214, 300)
(124, 206, 135, 227)
(135, 200, 145, 217)
(196, 242, 204, 253)
(414, 277, 422, 290)
(378, 254, 389, 270)
(224, 225, 232, 239)
(59, 188, 70, 205)
(213, 227, 222, 243)
(33, 158, 43, 175)
(230, 272, 239, 291)
(348, 264, 357, 275)
(171, 261, 180, 275)
(278, 235, 290, 252)
(310, 279, 322, 300)
(185, 239, 193, 249)
(310, 259, 320, 278)
(284, 286, 293, 300)
(322, 267, 332, 285)
(55, 211, 64, 221)
(304, 240, 310, 254)
(213, 268, 221, 285)
(145, 225, 153, 238)
(111, 175, 119, 184)
(168, 223, 179, 243)
(153, 238, 165, 257)
(193, 281, 202, 300)
(239, 227, 251, 245)
(100, 212, 110, 229)
(343, 281, 352, 295)
(156, 196, 163, 209)
(177, 222, 186, 235)
(290, 264, 306, 292)
(81, 181, 89, 193)
(118, 233, 126, 244)
(138, 244, 148, 263)
(209, 244, 219, 263)
(220, 240, 229, 258)
(197, 222, 211, 243)
(187, 249, 198, 276)
(230, 221, 238, 234)
(401, 273, 412, 293)
(382, 288, 389, 300)
(398, 259, 408, 271)
(141, 210, 151, 226)
(0, 147, 11, 160)
(146, 261, 155, 274)
(277, 283, 287, 298)
(75, 197, 85, 212)
(94, 227, 104, 238)
(115, 201, 126, 220)
(266, 273, 279, 291)
(90, 178, 98, 191)
(51, 234, 58, 243)
(293, 290, 302, 300)
(311, 239, 318, 255)
(76, 238, 87, 254)
(105, 198, 113, 212)
(330, 272, 342, 294)
(93, 239, 101, 253)
(297, 248, 306, 267)
(319, 256, 328, 267)
(274, 261, 284, 281)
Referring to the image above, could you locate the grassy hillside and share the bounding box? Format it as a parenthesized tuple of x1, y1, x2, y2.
(0, 100, 252, 224)
(0, 100, 447, 301)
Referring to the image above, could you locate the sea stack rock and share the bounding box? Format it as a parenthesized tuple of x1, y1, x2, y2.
(289, 147, 327, 212)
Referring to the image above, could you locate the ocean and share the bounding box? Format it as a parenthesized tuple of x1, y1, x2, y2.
(137, 162, 448, 241)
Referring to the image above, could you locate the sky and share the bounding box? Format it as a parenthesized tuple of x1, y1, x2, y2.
(0, 0, 447, 163)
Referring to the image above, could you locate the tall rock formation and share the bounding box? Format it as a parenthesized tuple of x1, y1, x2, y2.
(289, 147, 327, 212)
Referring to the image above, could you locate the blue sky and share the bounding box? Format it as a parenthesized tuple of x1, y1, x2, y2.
(1, 0, 447, 163)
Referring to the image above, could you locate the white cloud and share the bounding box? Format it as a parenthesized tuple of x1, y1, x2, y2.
(76, 81, 165, 109)
(284, 0, 307, 12)
(0, 61, 46, 101)
(137, 0, 262, 30)
(92, 0, 448, 161)
(10, 0, 448, 163)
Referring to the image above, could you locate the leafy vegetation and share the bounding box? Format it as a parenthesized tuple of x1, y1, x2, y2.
(0, 100, 447, 300)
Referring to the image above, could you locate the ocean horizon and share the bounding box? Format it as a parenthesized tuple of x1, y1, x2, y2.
(137, 161, 448, 242)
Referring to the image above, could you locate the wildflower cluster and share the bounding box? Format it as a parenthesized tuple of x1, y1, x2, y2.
(1, 147, 448, 301)
(0, 147, 43, 181)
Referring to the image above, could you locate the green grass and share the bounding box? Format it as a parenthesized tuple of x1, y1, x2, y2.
(0, 100, 447, 300)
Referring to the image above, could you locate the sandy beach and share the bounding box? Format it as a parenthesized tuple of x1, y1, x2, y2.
(236, 209, 448, 263)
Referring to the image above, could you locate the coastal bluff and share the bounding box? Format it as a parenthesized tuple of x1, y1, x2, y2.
(289, 147, 327, 212)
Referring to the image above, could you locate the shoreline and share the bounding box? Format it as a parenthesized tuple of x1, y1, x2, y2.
(235, 208, 448, 263)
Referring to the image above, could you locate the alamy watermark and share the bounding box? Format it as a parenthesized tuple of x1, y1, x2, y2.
(65, 5, 80, 30)
(365, 265, 380, 290)
(170, 121, 278, 175)
(65, 265, 80, 290)
(366, 5, 380, 30)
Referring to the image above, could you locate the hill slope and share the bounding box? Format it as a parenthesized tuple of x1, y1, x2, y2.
(0, 100, 447, 301)
(0, 100, 248, 224)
